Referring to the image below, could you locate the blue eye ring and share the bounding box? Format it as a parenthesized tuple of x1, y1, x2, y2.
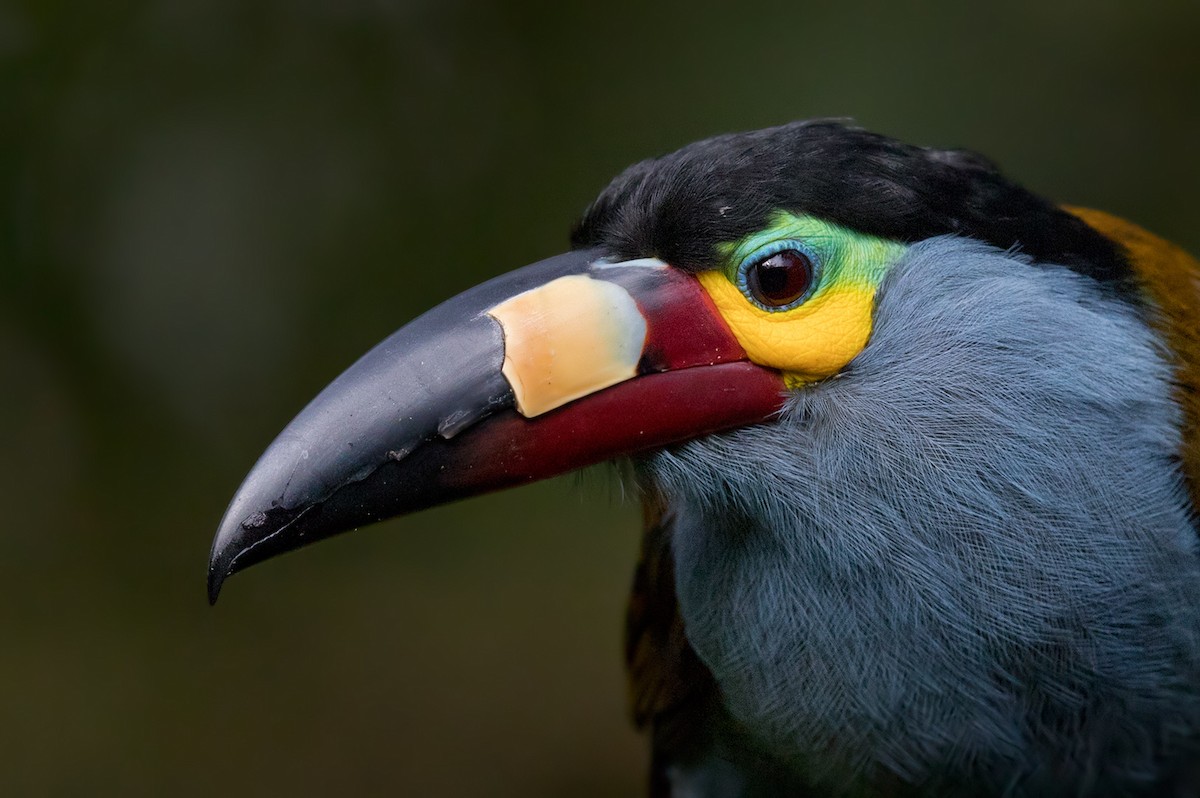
(735, 240, 822, 312)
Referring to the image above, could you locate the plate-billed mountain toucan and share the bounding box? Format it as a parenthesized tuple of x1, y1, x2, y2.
(209, 121, 1200, 796)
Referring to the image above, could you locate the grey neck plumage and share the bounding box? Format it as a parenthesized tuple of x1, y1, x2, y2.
(643, 237, 1200, 795)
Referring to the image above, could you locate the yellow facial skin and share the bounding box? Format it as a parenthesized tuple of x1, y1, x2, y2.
(699, 213, 907, 385)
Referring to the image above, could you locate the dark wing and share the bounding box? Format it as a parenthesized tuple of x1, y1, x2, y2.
(625, 489, 737, 797)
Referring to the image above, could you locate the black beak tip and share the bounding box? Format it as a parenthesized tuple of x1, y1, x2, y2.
(207, 564, 225, 606)
(207, 535, 238, 605)
(207, 505, 255, 606)
(206, 489, 324, 606)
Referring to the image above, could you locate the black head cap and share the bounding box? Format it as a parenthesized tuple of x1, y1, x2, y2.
(572, 120, 1129, 288)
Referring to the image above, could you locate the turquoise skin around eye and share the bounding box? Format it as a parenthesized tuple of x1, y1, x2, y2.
(721, 212, 907, 302)
(735, 239, 823, 313)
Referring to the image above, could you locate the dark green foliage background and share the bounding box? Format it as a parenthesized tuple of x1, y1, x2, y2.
(3, 1, 1199, 794)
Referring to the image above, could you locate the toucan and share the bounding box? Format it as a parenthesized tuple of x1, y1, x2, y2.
(208, 120, 1200, 796)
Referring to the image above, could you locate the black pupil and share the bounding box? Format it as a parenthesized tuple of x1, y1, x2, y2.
(748, 249, 813, 307)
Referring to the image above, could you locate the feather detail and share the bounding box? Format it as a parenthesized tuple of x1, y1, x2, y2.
(1067, 206, 1200, 513)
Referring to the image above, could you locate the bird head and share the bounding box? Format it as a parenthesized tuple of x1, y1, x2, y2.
(209, 120, 1200, 790)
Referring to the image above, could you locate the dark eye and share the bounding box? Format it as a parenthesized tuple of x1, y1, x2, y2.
(745, 248, 815, 309)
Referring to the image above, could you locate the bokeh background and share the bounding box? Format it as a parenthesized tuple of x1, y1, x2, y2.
(4, 1, 1200, 794)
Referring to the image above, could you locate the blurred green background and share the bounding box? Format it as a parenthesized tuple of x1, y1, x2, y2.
(3, 0, 1199, 794)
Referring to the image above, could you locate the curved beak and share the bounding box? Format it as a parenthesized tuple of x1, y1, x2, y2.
(208, 249, 785, 602)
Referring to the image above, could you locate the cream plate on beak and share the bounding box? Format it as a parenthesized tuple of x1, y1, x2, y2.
(487, 274, 647, 417)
